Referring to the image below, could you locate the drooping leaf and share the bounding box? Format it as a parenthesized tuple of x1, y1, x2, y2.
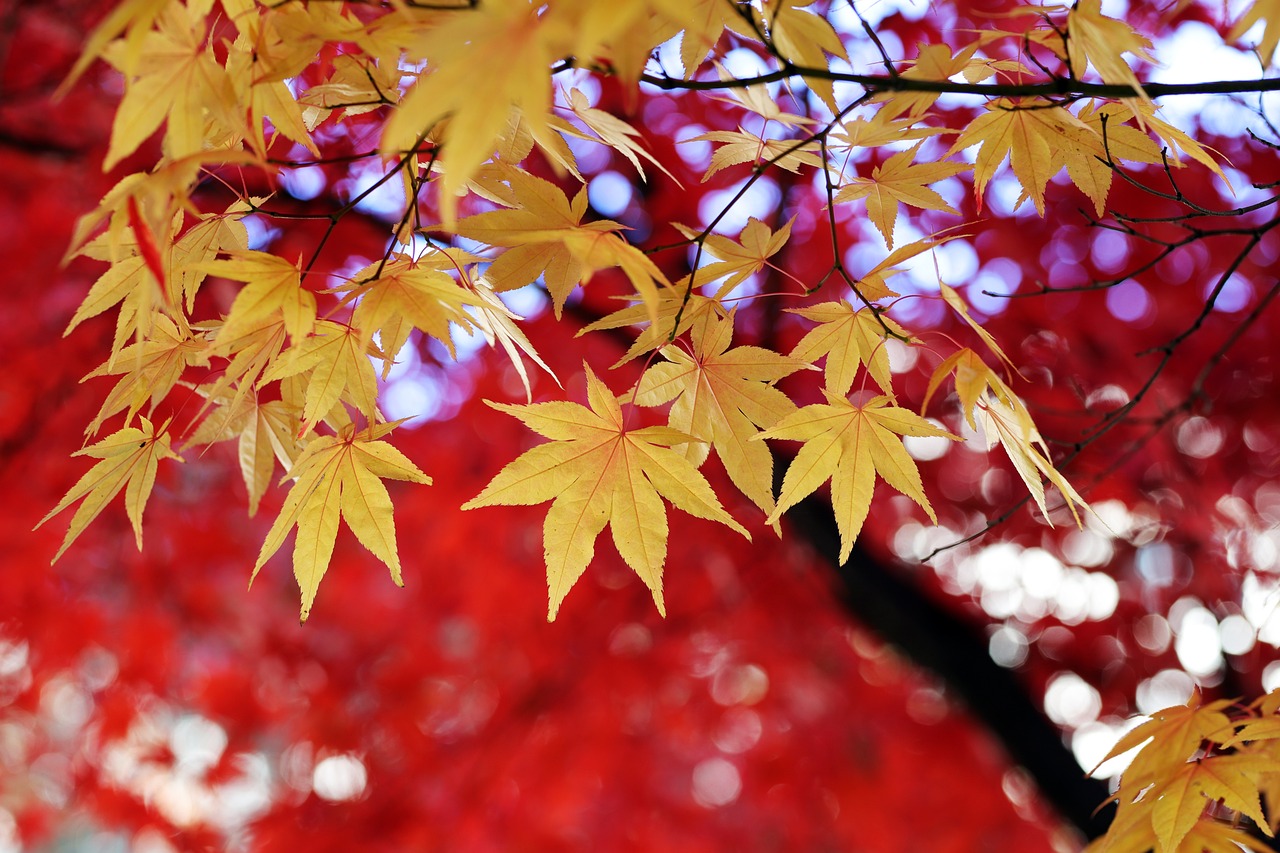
(252, 423, 430, 621)
(38, 418, 181, 562)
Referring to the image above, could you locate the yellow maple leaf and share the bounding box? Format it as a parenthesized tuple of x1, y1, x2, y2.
(787, 302, 908, 400)
(260, 320, 382, 437)
(976, 394, 1088, 526)
(833, 115, 947, 156)
(381, 1, 563, 224)
(38, 418, 181, 563)
(463, 366, 749, 620)
(1096, 697, 1237, 796)
(692, 128, 823, 180)
(203, 250, 317, 344)
(184, 388, 301, 516)
(1232, 0, 1280, 65)
(579, 291, 728, 366)
(84, 315, 207, 436)
(923, 347, 1018, 430)
(759, 392, 958, 562)
(335, 251, 483, 375)
(1066, 0, 1156, 97)
(102, 0, 239, 171)
(835, 143, 966, 248)
(1148, 756, 1274, 852)
(454, 167, 669, 323)
(674, 216, 796, 298)
(466, 280, 560, 401)
(1089, 802, 1272, 853)
(754, 0, 848, 109)
(253, 423, 430, 622)
(564, 88, 676, 182)
(947, 98, 1099, 215)
(635, 313, 811, 517)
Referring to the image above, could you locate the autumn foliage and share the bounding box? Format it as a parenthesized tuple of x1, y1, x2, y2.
(11, 0, 1280, 848)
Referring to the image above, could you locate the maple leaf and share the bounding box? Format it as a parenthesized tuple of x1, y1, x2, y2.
(830, 114, 947, 152)
(835, 143, 966, 247)
(1232, 0, 1280, 65)
(692, 128, 823, 181)
(102, 0, 238, 171)
(184, 387, 302, 516)
(923, 347, 1018, 430)
(202, 250, 317, 344)
(38, 418, 181, 563)
(759, 393, 957, 563)
(875, 42, 988, 121)
(564, 88, 675, 182)
(1147, 756, 1274, 852)
(84, 315, 208, 436)
(334, 251, 483, 375)
(223, 33, 320, 158)
(948, 98, 1099, 215)
(755, 0, 848, 109)
(463, 366, 749, 620)
(260, 320, 382, 437)
(635, 313, 811, 517)
(1066, 0, 1156, 98)
(381, 1, 562, 224)
(787, 302, 909, 400)
(976, 394, 1088, 526)
(1089, 803, 1272, 853)
(466, 280, 560, 401)
(454, 166, 669, 324)
(253, 423, 430, 622)
(1094, 696, 1237, 795)
(579, 291, 729, 366)
(649, 0, 760, 77)
(674, 217, 796, 298)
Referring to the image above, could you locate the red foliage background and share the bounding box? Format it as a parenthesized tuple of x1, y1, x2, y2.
(5, 1, 1280, 850)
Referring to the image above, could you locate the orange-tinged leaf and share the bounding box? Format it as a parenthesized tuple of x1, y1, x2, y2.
(252, 424, 430, 621)
(463, 366, 749, 620)
(759, 393, 957, 562)
(1150, 755, 1274, 852)
(1094, 695, 1237, 794)
(38, 418, 181, 562)
(635, 313, 811, 517)
(1087, 803, 1272, 853)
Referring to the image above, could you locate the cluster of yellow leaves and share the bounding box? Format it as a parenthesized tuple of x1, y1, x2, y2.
(51, 0, 1247, 624)
(1088, 693, 1280, 853)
